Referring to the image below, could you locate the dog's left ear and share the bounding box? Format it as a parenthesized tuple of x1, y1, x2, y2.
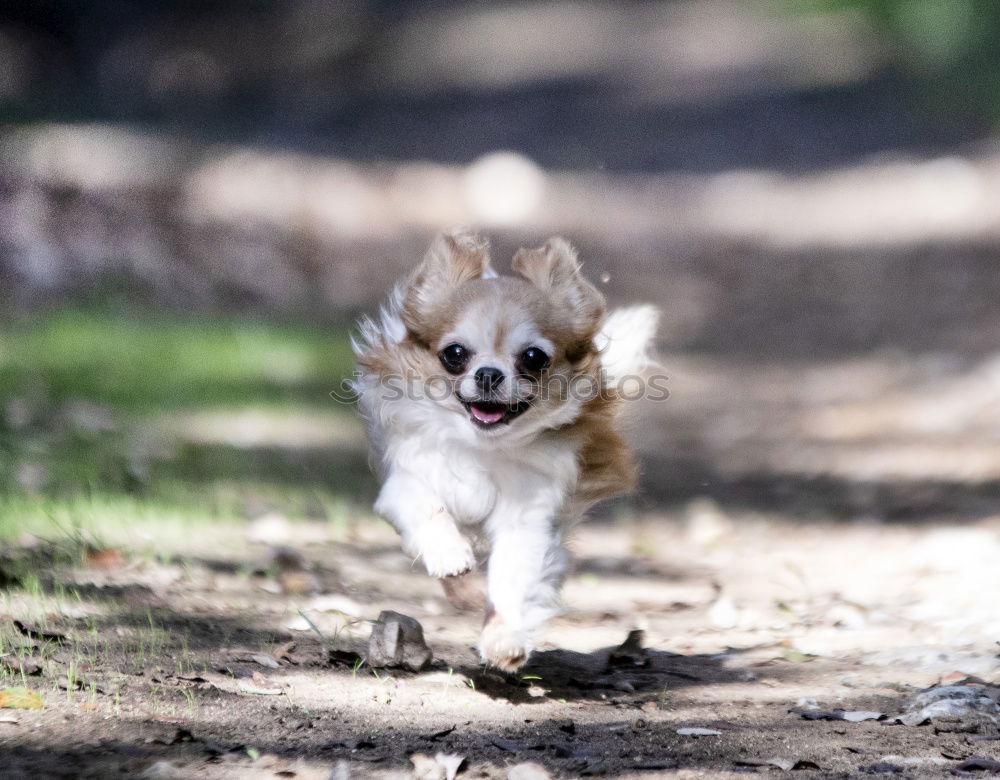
(402, 229, 491, 339)
(513, 238, 605, 345)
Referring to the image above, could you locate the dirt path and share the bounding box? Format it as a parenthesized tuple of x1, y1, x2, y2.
(2, 504, 998, 778)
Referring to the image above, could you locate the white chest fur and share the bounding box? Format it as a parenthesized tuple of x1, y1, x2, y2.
(383, 421, 581, 529)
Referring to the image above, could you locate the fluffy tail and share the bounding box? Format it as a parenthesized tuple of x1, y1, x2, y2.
(596, 305, 660, 385)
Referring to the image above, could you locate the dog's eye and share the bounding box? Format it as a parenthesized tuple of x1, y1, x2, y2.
(519, 347, 550, 374)
(439, 343, 470, 374)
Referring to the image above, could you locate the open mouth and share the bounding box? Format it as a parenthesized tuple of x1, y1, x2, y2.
(461, 398, 531, 429)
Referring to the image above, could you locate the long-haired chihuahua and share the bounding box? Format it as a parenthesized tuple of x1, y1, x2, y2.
(353, 229, 658, 670)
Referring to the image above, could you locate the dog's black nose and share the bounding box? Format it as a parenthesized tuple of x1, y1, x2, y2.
(475, 366, 505, 394)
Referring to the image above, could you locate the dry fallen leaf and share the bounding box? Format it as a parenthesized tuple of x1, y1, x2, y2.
(232, 671, 283, 695)
(251, 654, 280, 669)
(84, 547, 125, 569)
(840, 710, 883, 722)
(238, 675, 283, 696)
(789, 707, 882, 722)
(272, 641, 296, 663)
(306, 594, 363, 616)
(940, 671, 986, 686)
(285, 615, 312, 632)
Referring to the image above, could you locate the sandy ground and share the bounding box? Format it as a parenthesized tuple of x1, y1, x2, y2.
(2, 498, 998, 779)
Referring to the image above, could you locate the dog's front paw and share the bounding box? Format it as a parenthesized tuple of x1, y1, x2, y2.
(479, 617, 529, 671)
(420, 535, 476, 579)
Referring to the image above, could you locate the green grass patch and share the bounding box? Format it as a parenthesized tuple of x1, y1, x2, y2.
(0, 308, 355, 410)
(0, 306, 373, 545)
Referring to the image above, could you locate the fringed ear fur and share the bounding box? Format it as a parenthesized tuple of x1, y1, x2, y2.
(402, 229, 491, 339)
(512, 237, 605, 348)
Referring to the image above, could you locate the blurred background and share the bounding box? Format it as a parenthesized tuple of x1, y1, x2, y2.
(1, 0, 999, 550)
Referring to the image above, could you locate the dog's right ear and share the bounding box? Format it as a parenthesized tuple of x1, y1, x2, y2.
(512, 237, 605, 343)
(402, 229, 491, 339)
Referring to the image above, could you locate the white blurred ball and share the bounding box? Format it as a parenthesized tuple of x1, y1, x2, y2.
(463, 151, 545, 226)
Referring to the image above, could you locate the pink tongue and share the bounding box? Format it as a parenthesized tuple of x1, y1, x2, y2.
(470, 404, 505, 424)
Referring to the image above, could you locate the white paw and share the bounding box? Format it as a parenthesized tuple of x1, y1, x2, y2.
(479, 618, 529, 671)
(419, 535, 476, 579)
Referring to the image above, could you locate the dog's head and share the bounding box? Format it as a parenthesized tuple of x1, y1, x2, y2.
(400, 230, 605, 440)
